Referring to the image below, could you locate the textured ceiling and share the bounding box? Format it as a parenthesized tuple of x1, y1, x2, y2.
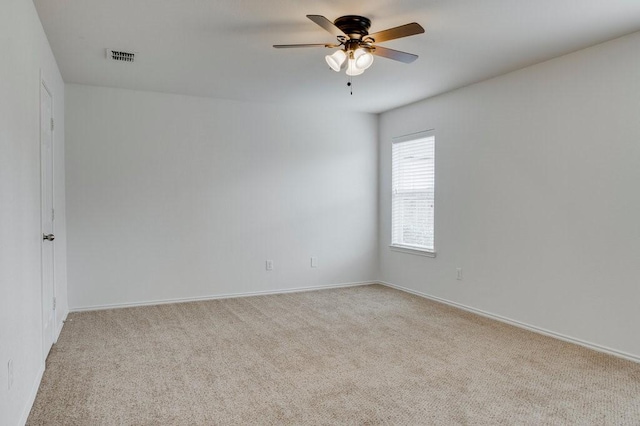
(34, 0, 640, 113)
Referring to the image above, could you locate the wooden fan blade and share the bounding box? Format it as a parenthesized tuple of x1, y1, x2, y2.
(372, 46, 418, 63)
(307, 15, 345, 37)
(273, 43, 338, 48)
(368, 22, 424, 43)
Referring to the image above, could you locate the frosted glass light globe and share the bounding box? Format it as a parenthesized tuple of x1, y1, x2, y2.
(325, 50, 346, 72)
(346, 58, 365, 76)
(354, 48, 374, 70)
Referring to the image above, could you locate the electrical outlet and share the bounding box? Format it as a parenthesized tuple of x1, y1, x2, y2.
(265, 260, 273, 271)
(8, 359, 13, 390)
(310, 257, 318, 268)
(456, 267, 463, 281)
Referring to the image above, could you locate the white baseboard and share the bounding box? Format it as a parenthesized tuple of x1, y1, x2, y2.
(70, 281, 375, 313)
(378, 281, 640, 364)
(18, 363, 45, 426)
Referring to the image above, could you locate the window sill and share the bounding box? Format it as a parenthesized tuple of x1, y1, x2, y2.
(389, 245, 436, 258)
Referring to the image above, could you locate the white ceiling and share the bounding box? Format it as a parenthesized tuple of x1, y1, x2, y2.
(34, 0, 640, 113)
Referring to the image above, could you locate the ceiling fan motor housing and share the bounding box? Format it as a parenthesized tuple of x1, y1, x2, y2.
(334, 15, 371, 39)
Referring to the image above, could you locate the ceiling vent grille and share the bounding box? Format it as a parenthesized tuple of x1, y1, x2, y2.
(106, 49, 135, 62)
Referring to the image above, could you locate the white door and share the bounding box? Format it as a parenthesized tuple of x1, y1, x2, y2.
(41, 81, 55, 360)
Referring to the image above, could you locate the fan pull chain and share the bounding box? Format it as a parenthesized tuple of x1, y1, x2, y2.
(347, 76, 353, 95)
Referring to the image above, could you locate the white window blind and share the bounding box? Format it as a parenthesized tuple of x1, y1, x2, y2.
(391, 130, 435, 253)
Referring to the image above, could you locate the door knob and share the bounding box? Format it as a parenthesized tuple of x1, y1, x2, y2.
(43, 234, 55, 241)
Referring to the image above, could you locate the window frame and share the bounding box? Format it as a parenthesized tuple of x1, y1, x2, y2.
(389, 129, 436, 257)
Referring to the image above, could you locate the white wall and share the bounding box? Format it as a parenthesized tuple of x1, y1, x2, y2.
(379, 31, 640, 359)
(65, 85, 378, 309)
(0, 0, 68, 424)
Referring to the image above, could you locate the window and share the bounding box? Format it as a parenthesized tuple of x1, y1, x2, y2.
(391, 130, 435, 255)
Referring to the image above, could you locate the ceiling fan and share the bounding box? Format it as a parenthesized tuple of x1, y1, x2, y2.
(274, 15, 425, 77)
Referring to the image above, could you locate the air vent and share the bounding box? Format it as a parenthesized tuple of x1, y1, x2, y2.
(106, 49, 135, 62)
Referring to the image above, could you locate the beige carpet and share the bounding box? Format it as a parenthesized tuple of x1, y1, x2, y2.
(28, 284, 640, 425)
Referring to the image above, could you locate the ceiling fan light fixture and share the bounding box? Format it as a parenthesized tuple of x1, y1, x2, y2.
(275, 15, 425, 84)
(354, 48, 374, 70)
(325, 49, 346, 72)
